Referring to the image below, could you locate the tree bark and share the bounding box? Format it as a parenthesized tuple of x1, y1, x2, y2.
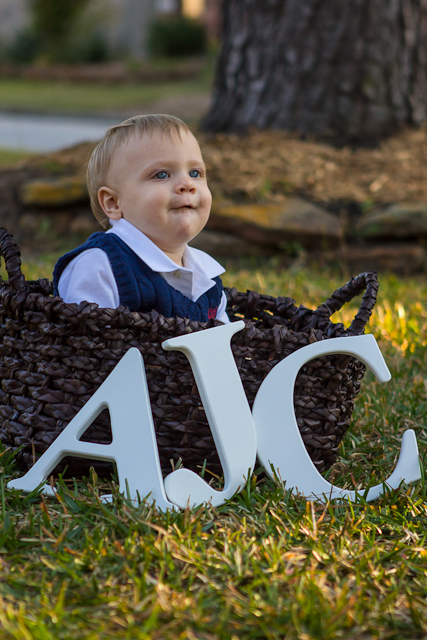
(202, 0, 427, 144)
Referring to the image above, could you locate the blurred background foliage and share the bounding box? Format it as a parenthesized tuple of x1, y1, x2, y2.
(0, 0, 210, 65)
(148, 14, 207, 57)
(4, 0, 109, 64)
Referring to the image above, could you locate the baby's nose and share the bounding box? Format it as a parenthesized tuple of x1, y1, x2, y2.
(176, 175, 196, 192)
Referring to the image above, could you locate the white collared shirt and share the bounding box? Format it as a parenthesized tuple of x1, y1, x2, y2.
(58, 219, 230, 323)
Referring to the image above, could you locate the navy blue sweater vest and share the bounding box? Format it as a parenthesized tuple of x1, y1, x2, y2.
(53, 233, 224, 322)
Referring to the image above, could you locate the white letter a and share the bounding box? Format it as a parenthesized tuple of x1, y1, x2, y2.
(8, 348, 176, 511)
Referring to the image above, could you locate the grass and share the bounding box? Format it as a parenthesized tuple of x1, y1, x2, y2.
(0, 75, 210, 115)
(2, 256, 427, 638)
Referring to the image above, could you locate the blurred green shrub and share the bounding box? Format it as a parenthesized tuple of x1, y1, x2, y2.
(5, 29, 42, 64)
(4, 28, 109, 65)
(30, 0, 92, 62)
(149, 16, 207, 57)
(60, 31, 110, 64)
(79, 32, 110, 64)
(3, 0, 109, 65)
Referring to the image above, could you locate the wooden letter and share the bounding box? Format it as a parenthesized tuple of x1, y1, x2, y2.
(253, 334, 421, 501)
(8, 348, 176, 511)
(162, 321, 257, 508)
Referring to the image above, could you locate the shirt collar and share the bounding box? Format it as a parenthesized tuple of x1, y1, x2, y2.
(107, 218, 225, 278)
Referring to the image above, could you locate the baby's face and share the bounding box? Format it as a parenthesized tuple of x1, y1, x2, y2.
(100, 130, 212, 257)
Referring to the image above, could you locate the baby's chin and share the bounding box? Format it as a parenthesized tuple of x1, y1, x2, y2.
(172, 218, 208, 241)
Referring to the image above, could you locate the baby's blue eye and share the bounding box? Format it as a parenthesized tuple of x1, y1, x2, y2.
(189, 169, 201, 178)
(155, 171, 168, 179)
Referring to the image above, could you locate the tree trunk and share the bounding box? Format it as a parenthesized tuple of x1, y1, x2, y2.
(202, 0, 427, 144)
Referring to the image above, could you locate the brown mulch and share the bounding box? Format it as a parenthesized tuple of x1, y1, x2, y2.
(13, 124, 427, 206)
(22, 141, 97, 175)
(198, 126, 427, 205)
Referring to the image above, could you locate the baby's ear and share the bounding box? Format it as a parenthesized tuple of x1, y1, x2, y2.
(98, 186, 122, 220)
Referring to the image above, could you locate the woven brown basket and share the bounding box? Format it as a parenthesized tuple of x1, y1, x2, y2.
(0, 228, 378, 477)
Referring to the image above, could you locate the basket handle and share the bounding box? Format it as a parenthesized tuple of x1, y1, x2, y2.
(0, 228, 26, 291)
(315, 271, 378, 336)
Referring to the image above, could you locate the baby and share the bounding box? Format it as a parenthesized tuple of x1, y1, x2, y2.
(53, 114, 229, 323)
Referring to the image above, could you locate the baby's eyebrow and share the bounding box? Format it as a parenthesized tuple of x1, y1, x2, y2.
(144, 159, 206, 171)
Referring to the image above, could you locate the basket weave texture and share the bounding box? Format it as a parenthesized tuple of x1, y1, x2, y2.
(0, 229, 378, 476)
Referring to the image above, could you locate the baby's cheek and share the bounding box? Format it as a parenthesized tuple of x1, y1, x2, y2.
(206, 187, 213, 206)
(202, 189, 213, 215)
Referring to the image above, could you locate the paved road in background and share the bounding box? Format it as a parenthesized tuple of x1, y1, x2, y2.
(0, 112, 119, 152)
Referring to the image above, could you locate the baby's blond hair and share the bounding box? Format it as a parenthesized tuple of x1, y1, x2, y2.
(87, 114, 192, 229)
